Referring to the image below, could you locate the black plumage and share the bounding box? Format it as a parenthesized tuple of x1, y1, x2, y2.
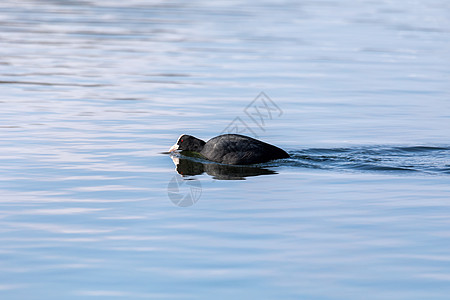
(169, 134, 289, 165)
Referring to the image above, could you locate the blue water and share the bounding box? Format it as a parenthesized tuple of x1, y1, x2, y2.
(1, 1, 450, 299)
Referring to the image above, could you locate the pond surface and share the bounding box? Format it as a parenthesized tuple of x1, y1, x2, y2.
(1, 1, 450, 299)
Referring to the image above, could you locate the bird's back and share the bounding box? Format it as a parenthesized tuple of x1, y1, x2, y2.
(201, 134, 289, 165)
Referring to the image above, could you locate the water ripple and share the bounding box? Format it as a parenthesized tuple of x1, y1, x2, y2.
(287, 145, 450, 175)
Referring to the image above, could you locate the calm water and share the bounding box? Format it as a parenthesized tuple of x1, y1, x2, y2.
(1, 0, 450, 299)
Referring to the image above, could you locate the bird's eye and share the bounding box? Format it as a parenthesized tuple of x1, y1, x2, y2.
(181, 139, 183, 142)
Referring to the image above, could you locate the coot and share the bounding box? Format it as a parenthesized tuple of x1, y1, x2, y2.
(168, 134, 289, 165)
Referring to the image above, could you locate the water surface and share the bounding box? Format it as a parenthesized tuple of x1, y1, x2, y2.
(1, 1, 450, 299)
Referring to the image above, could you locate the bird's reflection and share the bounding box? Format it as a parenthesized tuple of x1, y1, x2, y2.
(170, 154, 277, 180)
